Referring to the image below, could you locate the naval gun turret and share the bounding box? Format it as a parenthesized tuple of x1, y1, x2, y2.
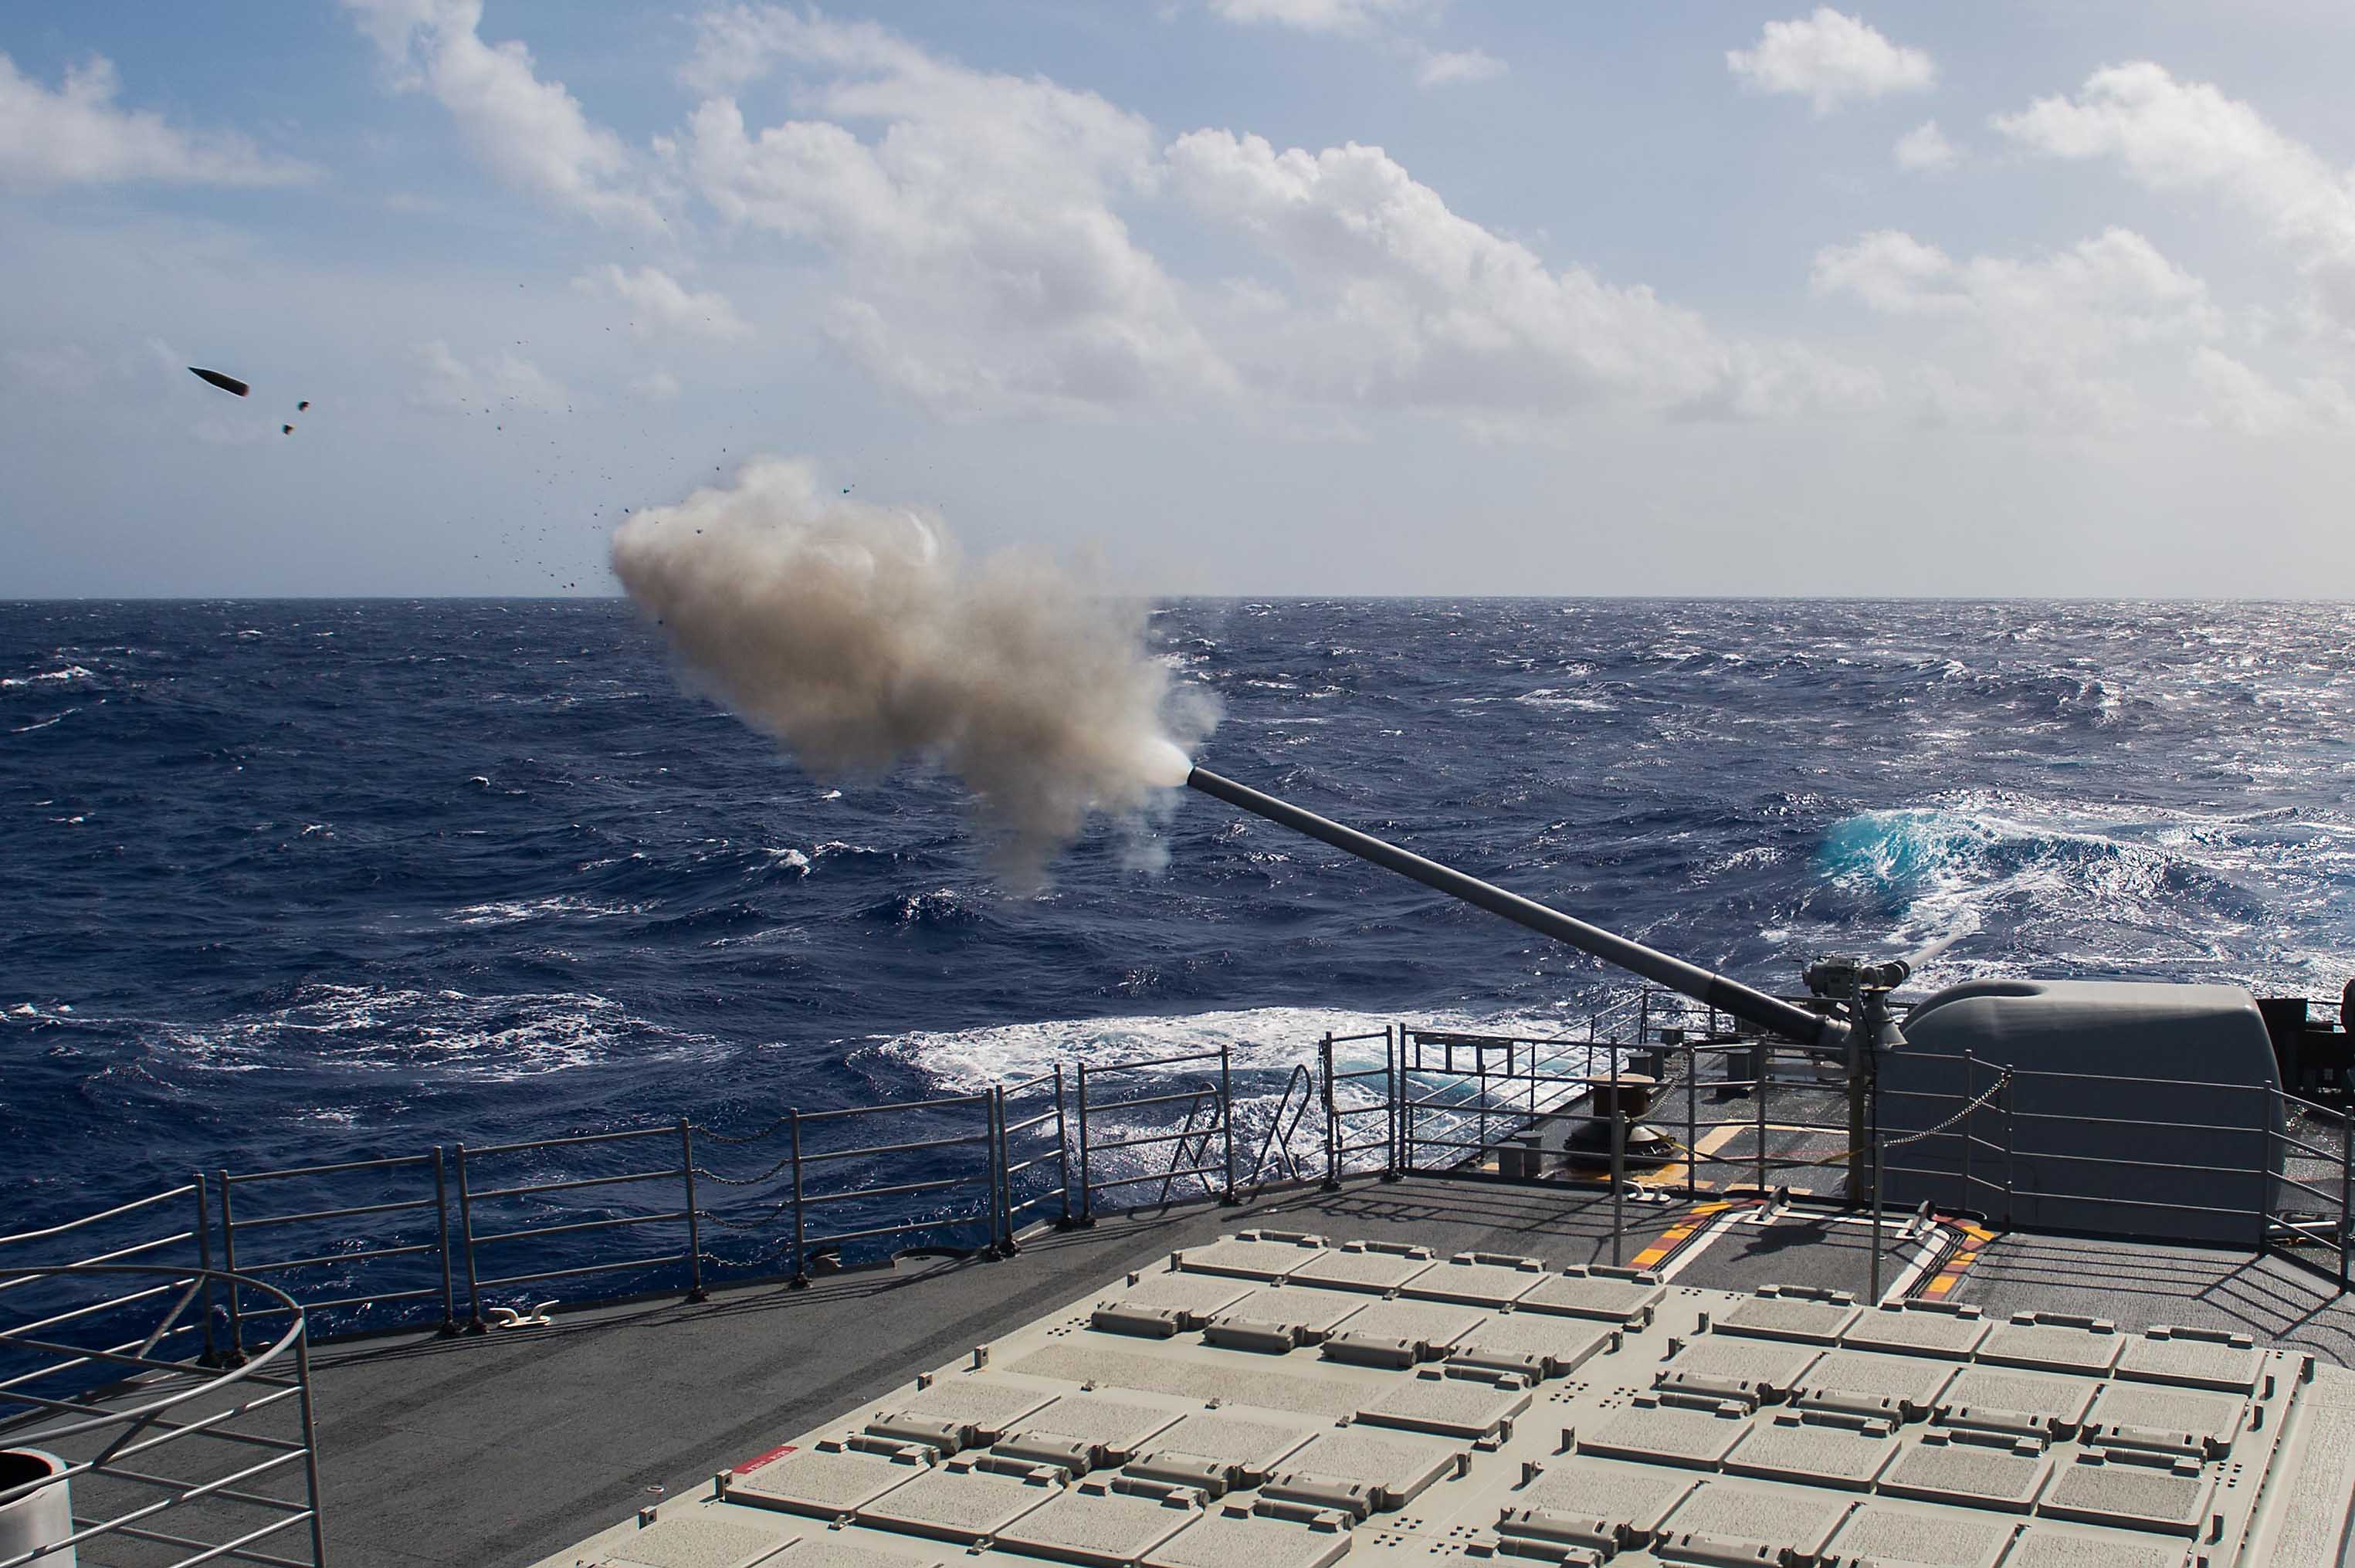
(1187, 766, 2289, 1243)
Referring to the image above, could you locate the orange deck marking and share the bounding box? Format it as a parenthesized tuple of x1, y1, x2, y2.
(1630, 1199, 1740, 1270)
(1919, 1219, 1997, 1299)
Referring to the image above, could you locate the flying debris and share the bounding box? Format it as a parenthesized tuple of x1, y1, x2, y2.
(188, 367, 249, 398)
(282, 425, 294, 435)
(296, 400, 310, 411)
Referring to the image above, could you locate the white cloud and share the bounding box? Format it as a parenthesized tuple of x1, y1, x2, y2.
(0, 52, 317, 191)
(1813, 227, 2236, 428)
(1726, 9, 1934, 116)
(343, 0, 664, 229)
(1894, 120, 1960, 172)
(679, 10, 1227, 412)
(574, 264, 751, 341)
(632, 369, 683, 401)
(1417, 49, 1506, 89)
(1198, 0, 1500, 91)
(1995, 63, 2355, 332)
(1204, 0, 1439, 36)
(1169, 130, 1876, 421)
(411, 339, 570, 412)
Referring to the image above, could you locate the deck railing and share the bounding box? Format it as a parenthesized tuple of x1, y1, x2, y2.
(10, 987, 2353, 1349)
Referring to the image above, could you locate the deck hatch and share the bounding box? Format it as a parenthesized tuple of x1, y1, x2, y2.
(1839, 1302, 1991, 1361)
(730, 1441, 937, 1519)
(1575, 1394, 1749, 1470)
(1878, 1430, 2051, 1514)
(1978, 1315, 2125, 1379)
(1173, 1232, 1331, 1282)
(2082, 1383, 2245, 1461)
(1655, 1335, 1821, 1404)
(1720, 1409, 1899, 1490)
(1263, 1427, 1462, 1515)
(1496, 1458, 1696, 1551)
(1401, 1252, 1550, 1308)
(1205, 1285, 1368, 1352)
(1716, 1286, 1861, 1346)
(992, 1478, 1207, 1566)
(1141, 1502, 1354, 1568)
(1449, 1314, 1615, 1381)
(1516, 1266, 1665, 1326)
(1320, 1297, 1491, 1368)
(1821, 1502, 2013, 1568)
(2035, 1450, 2214, 1538)
(1787, 1348, 1956, 1423)
(1649, 1476, 1855, 1565)
(1094, 1274, 1257, 1337)
(1130, 1409, 1321, 1486)
(2001, 1528, 2193, 1568)
(855, 1455, 1069, 1543)
(1287, 1241, 1438, 1295)
(1936, 1366, 2100, 1440)
(1354, 1368, 1532, 1441)
(2114, 1326, 2263, 1394)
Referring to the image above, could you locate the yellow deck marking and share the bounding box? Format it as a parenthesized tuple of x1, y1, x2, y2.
(1919, 1220, 1998, 1299)
(1630, 1199, 1743, 1270)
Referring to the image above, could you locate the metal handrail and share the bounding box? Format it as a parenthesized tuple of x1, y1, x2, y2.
(0, 1263, 327, 1568)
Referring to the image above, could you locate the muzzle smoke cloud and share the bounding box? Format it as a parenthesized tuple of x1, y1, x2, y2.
(612, 458, 1217, 874)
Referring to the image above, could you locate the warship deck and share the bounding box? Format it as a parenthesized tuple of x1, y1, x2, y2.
(298, 1173, 2355, 1568)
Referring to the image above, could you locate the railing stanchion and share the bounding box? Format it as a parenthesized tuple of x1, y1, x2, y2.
(192, 1172, 219, 1366)
(1961, 1051, 1975, 1205)
(1054, 1065, 1075, 1229)
(1870, 1125, 1886, 1302)
(991, 1089, 1012, 1255)
(1220, 1043, 1238, 1204)
(1076, 1065, 1095, 1224)
(1610, 1048, 1625, 1267)
(216, 1168, 244, 1362)
(680, 1118, 707, 1302)
(2001, 1069, 2016, 1228)
(456, 1143, 485, 1333)
(1754, 1062, 1768, 1194)
(1321, 1035, 1340, 1190)
(1685, 1042, 1698, 1202)
(2328, 1098, 2353, 1292)
(788, 1110, 808, 1286)
(433, 1145, 459, 1335)
(1384, 1026, 1400, 1181)
(296, 1318, 328, 1567)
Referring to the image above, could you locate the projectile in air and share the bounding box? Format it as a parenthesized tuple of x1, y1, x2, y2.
(188, 367, 250, 398)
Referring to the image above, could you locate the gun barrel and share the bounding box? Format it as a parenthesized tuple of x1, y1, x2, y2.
(1186, 766, 1844, 1050)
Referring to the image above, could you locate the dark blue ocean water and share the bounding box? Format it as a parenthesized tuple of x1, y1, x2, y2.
(7, 598, 2354, 1271)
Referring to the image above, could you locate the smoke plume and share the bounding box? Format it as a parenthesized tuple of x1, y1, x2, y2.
(612, 458, 1216, 874)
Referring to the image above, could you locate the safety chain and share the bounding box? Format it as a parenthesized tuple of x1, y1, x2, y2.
(695, 1201, 797, 1229)
(1775, 1067, 2014, 1169)
(690, 1113, 794, 1146)
(1885, 1067, 2014, 1152)
(691, 1157, 796, 1187)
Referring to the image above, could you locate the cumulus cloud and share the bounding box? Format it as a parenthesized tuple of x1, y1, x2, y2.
(1726, 9, 1934, 115)
(1199, 0, 1500, 90)
(1171, 130, 1876, 420)
(1894, 120, 1960, 172)
(1205, 0, 1440, 35)
(1812, 227, 2244, 427)
(411, 339, 570, 412)
(0, 52, 316, 191)
(343, 0, 664, 229)
(574, 263, 751, 341)
(1417, 49, 1506, 88)
(1995, 63, 2355, 333)
(679, 10, 1226, 411)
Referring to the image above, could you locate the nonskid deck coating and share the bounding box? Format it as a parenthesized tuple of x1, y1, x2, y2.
(535, 1219, 2355, 1568)
(293, 1176, 2355, 1566)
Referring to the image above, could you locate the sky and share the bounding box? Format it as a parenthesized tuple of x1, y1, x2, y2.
(5, 2, 2355, 598)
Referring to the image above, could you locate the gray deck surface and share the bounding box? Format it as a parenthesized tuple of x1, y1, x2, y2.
(301, 1173, 2355, 1567)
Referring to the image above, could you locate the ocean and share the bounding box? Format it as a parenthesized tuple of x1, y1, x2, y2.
(6, 598, 2353, 1297)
